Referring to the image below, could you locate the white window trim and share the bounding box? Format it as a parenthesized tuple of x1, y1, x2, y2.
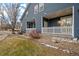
(39, 3, 44, 12)
(34, 4, 38, 14)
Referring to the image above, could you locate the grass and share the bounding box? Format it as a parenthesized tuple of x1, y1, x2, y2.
(0, 35, 70, 56)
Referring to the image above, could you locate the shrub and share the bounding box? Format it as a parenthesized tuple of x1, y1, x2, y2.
(29, 30, 41, 39)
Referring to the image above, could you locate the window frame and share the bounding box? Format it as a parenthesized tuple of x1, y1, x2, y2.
(34, 4, 39, 14)
(39, 3, 44, 12)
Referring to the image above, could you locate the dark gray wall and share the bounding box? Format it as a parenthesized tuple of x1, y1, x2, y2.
(74, 4, 79, 38)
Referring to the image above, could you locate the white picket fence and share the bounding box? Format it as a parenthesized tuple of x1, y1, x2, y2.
(26, 28, 36, 33)
(42, 26, 72, 35)
(26, 26, 72, 35)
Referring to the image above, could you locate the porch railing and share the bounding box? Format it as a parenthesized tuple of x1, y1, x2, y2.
(42, 26, 72, 35)
(26, 28, 36, 33)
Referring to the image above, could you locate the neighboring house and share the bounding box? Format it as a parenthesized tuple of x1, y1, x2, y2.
(21, 3, 79, 39)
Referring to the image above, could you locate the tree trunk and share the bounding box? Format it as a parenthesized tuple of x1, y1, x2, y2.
(11, 20, 16, 34)
(12, 28, 15, 34)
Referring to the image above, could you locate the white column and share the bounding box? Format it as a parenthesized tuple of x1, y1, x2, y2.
(72, 6, 74, 37)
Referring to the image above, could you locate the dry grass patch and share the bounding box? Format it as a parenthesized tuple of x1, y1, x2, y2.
(0, 35, 71, 56)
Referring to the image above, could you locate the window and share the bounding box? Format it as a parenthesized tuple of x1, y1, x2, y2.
(27, 21, 35, 28)
(39, 3, 44, 12)
(66, 16, 72, 26)
(34, 4, 38, 14)
(60, 15, 72, 26)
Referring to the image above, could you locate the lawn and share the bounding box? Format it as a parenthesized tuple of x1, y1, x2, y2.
(0, 35, 70, 56)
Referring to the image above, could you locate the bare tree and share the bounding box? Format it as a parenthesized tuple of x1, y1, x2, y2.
(5, 3, 20, 34)
(1, 3, 22, 34)
(0, 3, 6, 30)
(0, 3, 29, 34)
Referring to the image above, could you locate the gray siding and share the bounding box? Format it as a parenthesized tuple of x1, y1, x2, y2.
(21, 18, 27, 32)
(74, 4, 79, 38)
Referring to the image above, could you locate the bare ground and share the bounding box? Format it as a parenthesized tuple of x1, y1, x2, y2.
(33, 34, 79, 56)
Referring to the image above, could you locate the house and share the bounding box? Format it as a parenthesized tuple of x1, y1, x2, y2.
(21, 3, 79, 39)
